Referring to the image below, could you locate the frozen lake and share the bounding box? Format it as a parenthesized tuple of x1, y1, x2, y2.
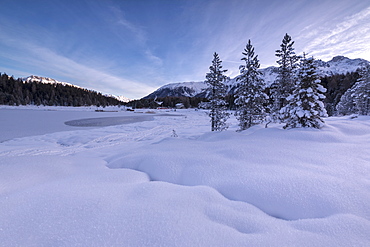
(0, 108, 128, 141)
(0, 107, 182, 142)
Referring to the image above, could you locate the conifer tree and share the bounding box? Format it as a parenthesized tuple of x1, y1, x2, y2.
(336, 87, 356, 115)
(270, 33, 299, 121)
(352, 64, 370, 115)
(234, 40, 267, 131)
(337, 63, 370, 115)
(281, 54, 327, 129)
(204, 52, 230, 131)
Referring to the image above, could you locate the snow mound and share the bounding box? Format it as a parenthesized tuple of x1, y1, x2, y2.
(0, 108, 369, 246)
(107, 118, 370, 222)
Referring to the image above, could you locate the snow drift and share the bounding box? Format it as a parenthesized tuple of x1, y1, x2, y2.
(0, 106, 369, 246)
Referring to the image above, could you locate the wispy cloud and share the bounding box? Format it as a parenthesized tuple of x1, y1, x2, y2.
(108, 6, 147, 44)
(0, 31, 156, 99)
(106, 4, 163, 68)
(1, 0, 369, 99)
(299, 6, 370, 60)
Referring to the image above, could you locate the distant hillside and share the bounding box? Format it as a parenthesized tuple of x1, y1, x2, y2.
(23, 75, 131, 103)
(132, 56, 368, 113)
(144, 56, 369, 100)
(22, 75, 79, 87)
(0, 73, 124, 107)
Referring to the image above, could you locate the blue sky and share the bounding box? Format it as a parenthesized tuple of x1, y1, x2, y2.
(0, 0, 369, 99)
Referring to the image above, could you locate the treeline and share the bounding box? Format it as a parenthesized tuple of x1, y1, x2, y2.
(321, 71, 360, 116)
(0, 73, 123, 107)
(125, 72, 359, 116)
(126, 96, 207, 109)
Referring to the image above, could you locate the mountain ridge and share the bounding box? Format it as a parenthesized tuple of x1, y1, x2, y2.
(22, 75, 130, 103)
(143, 56, 369, 99)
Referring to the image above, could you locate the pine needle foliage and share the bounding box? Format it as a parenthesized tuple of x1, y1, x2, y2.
(234, 40, 267, 131)
(270, 33, 299, 121)
(281, 55, 327, 129)
(204, 52, 230, 131)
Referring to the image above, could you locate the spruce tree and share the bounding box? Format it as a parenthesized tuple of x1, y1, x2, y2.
(352, 64, 370, 115)
(204, 52, 230, 131)
(270, 33, 299, 121)
(234, 40, 267, 131)
(337, 63, 370, 115)
(336, 87, 356, 115)
(281, 55, 327, 129)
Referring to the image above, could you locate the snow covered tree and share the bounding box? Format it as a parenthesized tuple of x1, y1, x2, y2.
(204, 52, 230, 131)
(234, 40, 267, 131)
(281, 55, 327, 129)
(336, 87, 356, 115)
(337, 63, 370, 115)
(352, 64, 370, 115)
(270, 33, 299, 121)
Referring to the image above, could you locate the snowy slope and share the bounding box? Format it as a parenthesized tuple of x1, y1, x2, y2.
(144, 56, 370, 99)
(23, 75, 130, 103)
(0, 106, 369, 246)
(105, 94, 131, 103)
(143, 81, 207, 99)
(114, 95, 131, 103)
(23, 75, 80, 87)
(319, 56, 369, 75)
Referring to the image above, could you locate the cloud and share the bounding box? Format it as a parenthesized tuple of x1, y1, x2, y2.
(144, 49, 163, 66)
(299, 7, 370, 60)
(109, 5, 147, 44)
(0, 32, 156, 99)
(107, 4, 163, 67)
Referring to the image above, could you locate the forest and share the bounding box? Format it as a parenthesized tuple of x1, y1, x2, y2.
(0, 73, 123, 107)
(126, 71, 360, 116)
(0, 69, 362, 117)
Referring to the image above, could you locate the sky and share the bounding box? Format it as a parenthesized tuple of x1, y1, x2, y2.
(0, 0, 369, 99)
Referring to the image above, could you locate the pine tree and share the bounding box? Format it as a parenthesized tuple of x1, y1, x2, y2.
(204, 52, 230, 131)
(234, 40, 267, 131)
(336, 87, 356, 115)
(281, 55, 327, 129)
(270, 33, 299, 121)
(337, 63, 370, 115)
(352, 64, 370, 115)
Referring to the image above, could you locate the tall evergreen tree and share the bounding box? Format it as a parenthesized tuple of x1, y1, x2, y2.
(270, 33, 299, 121)
(281, 55, 327, 129)
(204, 52, 230, 131)
(352, 64, 370, 115)
(337, 63, 370, 115)
(336, 87, 356, 115)
(234, 40, 267, 131)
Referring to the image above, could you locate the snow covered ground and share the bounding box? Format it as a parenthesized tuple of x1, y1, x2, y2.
(0, 105, 369, 246)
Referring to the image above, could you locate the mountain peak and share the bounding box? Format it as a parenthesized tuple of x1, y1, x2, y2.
(329, 56, 349, 63)
(23, 75, 72, 86)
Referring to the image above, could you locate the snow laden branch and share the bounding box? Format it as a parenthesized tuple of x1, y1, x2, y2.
(281, 55, 328, 129)
(337, 63, 370, 116)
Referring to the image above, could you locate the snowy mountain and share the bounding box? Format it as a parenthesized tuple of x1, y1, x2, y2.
(22, 75, 79, 88)
(109, 95, 131, 103)
(144, 56, 369, 99)
(143, 81, 208, 99)
(317, 56, 369, 76)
